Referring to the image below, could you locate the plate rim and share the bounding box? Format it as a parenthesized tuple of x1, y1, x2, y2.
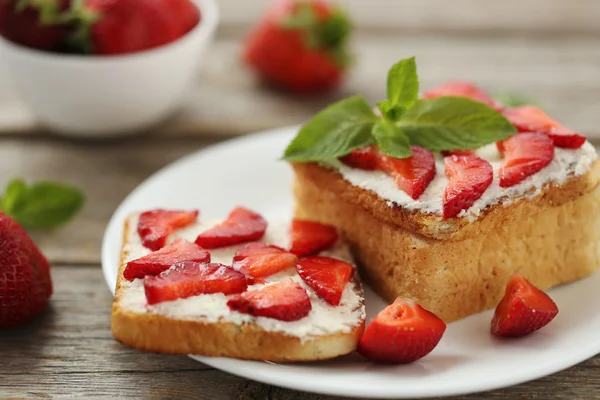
(101, 125, 600, 399)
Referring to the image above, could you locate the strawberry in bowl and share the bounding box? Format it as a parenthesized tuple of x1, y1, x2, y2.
(0, 0, 218, 137)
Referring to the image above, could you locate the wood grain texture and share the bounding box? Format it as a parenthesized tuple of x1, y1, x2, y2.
(218, 0, 600, 35)
(1, 266, 599, 400)
(0, 136, 219, 264)
(0, 33, 599, 138)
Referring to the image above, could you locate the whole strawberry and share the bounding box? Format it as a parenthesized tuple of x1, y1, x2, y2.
(244, 0, 352, 93)
(71, 0, 200, 55)
(0, 213, 53, 328)
(0, 0, 72, 51)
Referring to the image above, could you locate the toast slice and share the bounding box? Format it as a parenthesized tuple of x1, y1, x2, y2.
(291, 147, 600, 322)
(111, 213, 366, 362)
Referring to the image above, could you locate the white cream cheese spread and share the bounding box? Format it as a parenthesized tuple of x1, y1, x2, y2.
(328, 141, 597, 220)
(119, 215, 366, 341)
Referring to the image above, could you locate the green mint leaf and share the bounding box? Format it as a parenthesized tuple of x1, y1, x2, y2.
(385, 57, 419, 115)
(494, 92, 541, 108)
(372, 119, 412, 159)
(397, 97, 516, 151)
(283, 95, 378, 161)
(2, 179, 26, 214)
(7, 181, 85, 229)
(377, 100, 406, 121)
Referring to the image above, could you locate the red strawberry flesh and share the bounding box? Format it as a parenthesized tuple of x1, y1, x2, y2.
(358, 297, 446, 364)
(227, 280, 311, 322)
(87, 0, 181, 55)
(195, 207, 268, 249)
(233, 242, 298, 280)
(441, 149, 475, 157)
(499, 132, 554, 188)
(503, 105, 586, 149)
(124, 238, 210, 281)
(340, 146, 378, 170)
(243, 0, 349, 93)
(289, 219, 338, 257)
(442, 154, 493, 219)
(377, 146, 436, 200)
(491, 274, 559, 337)
(422, 81, 500, 109)
(144, 262, 247, 305)
(0, 0, 70, 51)
(296, 256, 354, 306)
(0, 213, 53, 328)
(137, 209, 198, 251)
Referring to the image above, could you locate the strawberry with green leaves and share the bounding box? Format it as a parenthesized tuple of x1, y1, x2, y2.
(0, 0, 72, 51)
(244, 0, 352, 93)
(0, 0, 201, 55)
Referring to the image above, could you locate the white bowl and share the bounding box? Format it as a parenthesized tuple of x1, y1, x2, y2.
(0, 0, 218, 138)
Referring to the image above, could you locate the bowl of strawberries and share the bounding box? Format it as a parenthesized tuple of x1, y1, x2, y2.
(0, 0, 218, 137)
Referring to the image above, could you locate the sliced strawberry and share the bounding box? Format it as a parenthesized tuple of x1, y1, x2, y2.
(442, 154, 493, 219)
(233, 242, 298, 281)
(137, 209, 198, 251)
(289, 219, 338, 257)
(296, 256, 353, 306)
(195, 207, 268, 249)
(340, 146, 378, 170)
(499, 132, 554, 188)
(227, 280, 312, 322)
(377, 146, 436, 200)
(441, 149, 475, 157)
(502, 106, 586, 149)
(124, 239, 210, 281)
(144, 262, 247, 305)
(491, 274, 559, 337)
(358, 297, 446, 364)
(422, 81, 500, 109)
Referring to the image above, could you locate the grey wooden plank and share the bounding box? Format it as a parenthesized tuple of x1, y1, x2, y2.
(0, 136, 220, 264)
(1, 265, 599, 400)
(0, 33, 599, 138)
(218, 0, 600, 35)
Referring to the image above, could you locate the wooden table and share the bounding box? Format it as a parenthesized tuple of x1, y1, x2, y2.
(2, 18, 600, 399)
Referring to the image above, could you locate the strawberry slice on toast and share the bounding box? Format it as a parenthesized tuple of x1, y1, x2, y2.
(233, 242, 298, 282)
(442, 154, 493, 219)
(195, 207, 268, 249)
(340, 146, 378, 170)
(227, 280, 312, 322)
(296, 256, 354, 306)
(498, 132, 554, 188)
(377, 146, 436, 200)
(358, 297, 446, 364)
(289, 219, 338, 257)
(144, 261, 248, 305)
(137, 209, 199, 251)
(124, 238, 210, 281)
(503, 105, 586, 149)
(491, 274, 559, 337)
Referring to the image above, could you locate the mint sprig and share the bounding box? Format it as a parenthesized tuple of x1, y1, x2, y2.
(283, 96, 376, 161)
(0, 179, 85, 229)
(283, 57, 516, 161)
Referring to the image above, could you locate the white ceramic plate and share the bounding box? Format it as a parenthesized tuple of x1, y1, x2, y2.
(102, 126, 600, 399)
